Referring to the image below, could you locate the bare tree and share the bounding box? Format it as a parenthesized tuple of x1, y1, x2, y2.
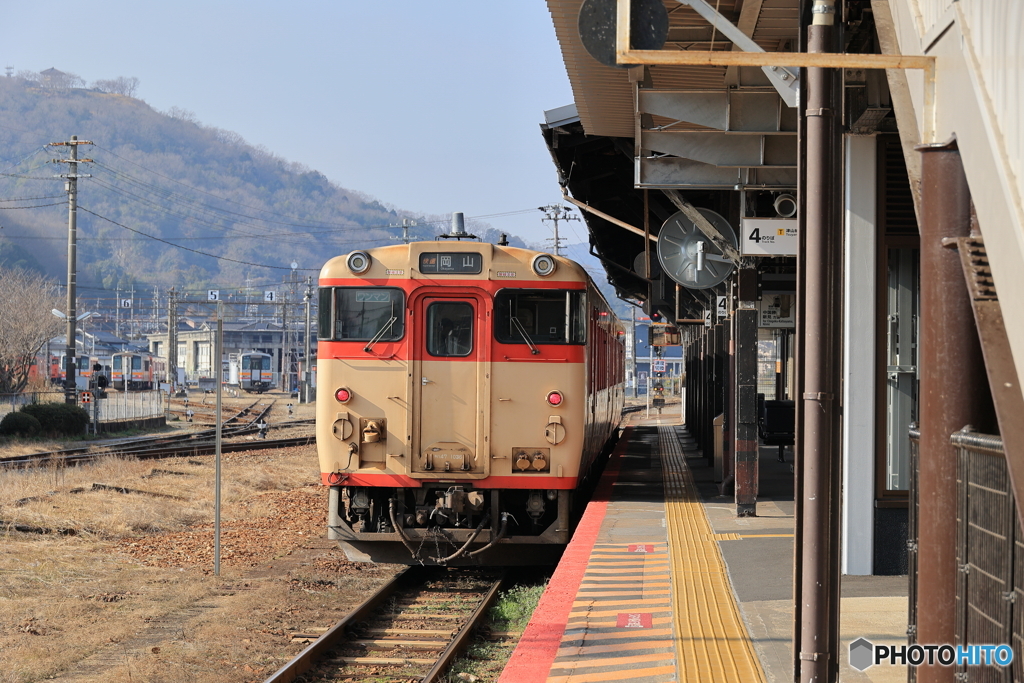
(94, 76, 140, 97)
(0, 268, 64, 394)
(166, 106, 199, 124)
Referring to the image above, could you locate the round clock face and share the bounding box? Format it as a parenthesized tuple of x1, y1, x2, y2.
(656, 208, 737, 290)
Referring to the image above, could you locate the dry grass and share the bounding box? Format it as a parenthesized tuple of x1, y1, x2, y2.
(0, 430, 402, 683)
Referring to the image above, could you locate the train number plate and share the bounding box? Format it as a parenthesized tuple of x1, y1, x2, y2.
(422, 442, 474, 471)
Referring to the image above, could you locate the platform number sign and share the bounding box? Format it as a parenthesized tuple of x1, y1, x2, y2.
(740, 218, 798, 256)
(716, 295, 727, 320)
(704, 309, 712, 327)
(120, 299, 132, 309)
(264, 291, 276, 302)
(207, 290, 220, 301)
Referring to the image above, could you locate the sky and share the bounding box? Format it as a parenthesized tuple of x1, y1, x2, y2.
(0, 1, 584, 246)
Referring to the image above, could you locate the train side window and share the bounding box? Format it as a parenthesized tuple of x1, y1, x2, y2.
(317, 288, 333, 340)
(331, 287, 405, 342)
(426, 302, 473, 357)
(494, 289, 586, 345)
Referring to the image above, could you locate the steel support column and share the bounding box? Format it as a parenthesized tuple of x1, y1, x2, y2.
(914, 142, 990, 683)
(711, 321, 726, 467)
(735, 269, 758, 516)
(797, 1, 841, 680)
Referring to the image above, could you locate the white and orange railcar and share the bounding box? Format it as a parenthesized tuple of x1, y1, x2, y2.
(316, 241, 625, 565)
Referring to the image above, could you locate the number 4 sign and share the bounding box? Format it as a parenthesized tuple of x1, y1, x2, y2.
(740, 218, 798, 256)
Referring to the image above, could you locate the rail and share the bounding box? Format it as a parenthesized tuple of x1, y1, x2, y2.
(263, 567, 505, 683)
(0, 401, 313, 469)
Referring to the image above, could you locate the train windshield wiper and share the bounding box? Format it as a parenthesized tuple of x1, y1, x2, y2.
(363, 316, 397, 353)
(510, 317, 540, 355)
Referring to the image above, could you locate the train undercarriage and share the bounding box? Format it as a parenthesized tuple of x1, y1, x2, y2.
(327, 484, 572, 566)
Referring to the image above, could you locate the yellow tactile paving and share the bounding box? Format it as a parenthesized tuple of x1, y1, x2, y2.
(659, 426, 768, 683)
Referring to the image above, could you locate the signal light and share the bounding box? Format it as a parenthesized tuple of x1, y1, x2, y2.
(546, 390, 563, 406)
(335, 387, 352, 403)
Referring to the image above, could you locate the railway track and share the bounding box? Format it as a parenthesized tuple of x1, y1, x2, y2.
(1, 401, 314, 469)
(265, 567, 505, 683)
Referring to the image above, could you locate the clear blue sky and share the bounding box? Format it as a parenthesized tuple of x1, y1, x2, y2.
(0, 1, 582, 245)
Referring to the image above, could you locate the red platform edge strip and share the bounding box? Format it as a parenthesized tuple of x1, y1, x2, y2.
(497, 426, 632, 683)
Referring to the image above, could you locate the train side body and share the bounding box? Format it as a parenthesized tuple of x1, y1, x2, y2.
(316, 242, 624, 565)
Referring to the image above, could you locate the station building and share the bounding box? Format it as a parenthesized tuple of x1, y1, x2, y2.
(539, 1, 1024, 680)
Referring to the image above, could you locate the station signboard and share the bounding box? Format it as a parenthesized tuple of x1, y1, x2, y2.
(759, 294, 796, 328)
(740, 218, 798, 256)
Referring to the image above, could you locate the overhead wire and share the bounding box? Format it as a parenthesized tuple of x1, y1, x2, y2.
(77, 205, 317, 272)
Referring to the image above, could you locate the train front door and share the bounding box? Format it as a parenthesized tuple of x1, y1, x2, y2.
(412, 291, 489, 476)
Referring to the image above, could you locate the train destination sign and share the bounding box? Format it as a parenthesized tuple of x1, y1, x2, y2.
(419, 252, 482, 274)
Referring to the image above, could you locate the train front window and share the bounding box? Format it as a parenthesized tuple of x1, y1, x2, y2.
(132, 357, 142, 370)
(494, 289, 586, 345)
(113, 356, 122, 370)
(426, 302, 473, 357)
(326, 287, 405, 342)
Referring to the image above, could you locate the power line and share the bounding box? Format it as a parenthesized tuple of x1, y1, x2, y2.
(77, 205, 318, 271)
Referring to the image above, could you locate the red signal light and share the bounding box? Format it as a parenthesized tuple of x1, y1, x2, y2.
(335, 387, 352, 403)
(546, 391, 563, 406)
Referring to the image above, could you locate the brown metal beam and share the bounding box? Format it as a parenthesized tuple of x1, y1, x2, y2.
(915, 142, 991, 683)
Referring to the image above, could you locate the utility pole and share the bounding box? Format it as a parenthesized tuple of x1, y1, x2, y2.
(538, 204, 579, 257)
(302, 276, 313, 403)
(394, 218, 417, 244)
(166, 287, 177, 387)
(50, 135, 93, 404)
(280, 291, 288, 392)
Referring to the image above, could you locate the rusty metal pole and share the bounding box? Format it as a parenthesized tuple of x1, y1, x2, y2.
(915, 142, 988, 683)
(798, 0, 839, 680)
(735, 268, 759, 516)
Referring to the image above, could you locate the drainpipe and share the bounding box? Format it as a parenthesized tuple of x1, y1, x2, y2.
(798, 0, 839, 680)
(914, 141, 988, 683)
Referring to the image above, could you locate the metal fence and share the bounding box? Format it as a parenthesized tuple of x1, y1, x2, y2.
(94, 391, 165, 421)
(0, 391, 165, 423)
(949, 429, 1022, 683)
(0, 392, 64, 418)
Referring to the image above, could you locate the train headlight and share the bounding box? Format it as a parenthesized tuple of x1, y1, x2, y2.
(335, 387, 352, 403)
(347, 250, 371, 274)
(546, 390, 563, 406)
(532, 254, 557, 277)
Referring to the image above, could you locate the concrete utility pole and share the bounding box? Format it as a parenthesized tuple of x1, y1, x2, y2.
(302, 276, 314, 403)
(538, 204, 579, 256)
(50, 135, 93, 404)
(166, 287, 177, 387)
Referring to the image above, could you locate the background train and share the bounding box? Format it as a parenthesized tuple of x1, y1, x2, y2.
(110, 351, 165, 390)
(29, 351, 165, 391)
(229, 351, 276, 393)
(315, 239, 625, 565)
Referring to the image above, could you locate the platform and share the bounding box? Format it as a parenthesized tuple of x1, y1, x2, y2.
(500, 419, 909, 683)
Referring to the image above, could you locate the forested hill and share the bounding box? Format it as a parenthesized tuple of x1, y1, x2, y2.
(0, 73, 526, 294)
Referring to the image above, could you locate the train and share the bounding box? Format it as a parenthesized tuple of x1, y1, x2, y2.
(315, 241, 626, 565)
(110, 351, 166, 391)
(29, 351, 165, 391)
(230, 351, 276, 393)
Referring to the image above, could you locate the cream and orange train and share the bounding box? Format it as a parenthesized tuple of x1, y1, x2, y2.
(316, 241, 625, 565)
